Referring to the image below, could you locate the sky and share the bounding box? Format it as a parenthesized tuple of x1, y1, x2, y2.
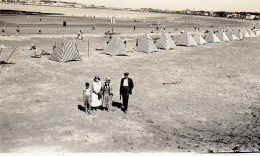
(57, 0, 260, 12)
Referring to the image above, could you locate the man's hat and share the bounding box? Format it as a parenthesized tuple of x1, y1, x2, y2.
(105, 77, 110, 82)
(124, 72, 129, 76)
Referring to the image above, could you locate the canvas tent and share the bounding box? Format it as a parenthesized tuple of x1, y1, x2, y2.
(135, 33, 158, 53)
(234, 29, 244, 40)
(155, 32, 177, 50)
(176, 31, 197, 46)
(227, 30, 239, 41)
(103, 35, 127, 56)
(247, 29, 257, 38)
(50, 39, 81, 62)
(205, 31, 221, 43)
(241, 29, 250, 38)
(216, 30, 230, 42)
(253, 29, 260, 36)
(192, 32, 207, 45)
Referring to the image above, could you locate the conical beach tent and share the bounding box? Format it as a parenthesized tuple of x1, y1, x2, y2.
(253, 29, 260, 36)
(216, 30, 230, 42)
(50, 39, 81, 62)
(241, 29, 250, 38)
(135, 33, 158, 53)
(247, 29, 257, 38)
(192, 33, 207, 45)
(176, 31, 197, 46)
(227, 30, 239, 41)
(205, 31, 221, 43)
(103, 35, 127, 56)
(155, 32, 177, 50)
(234, 29, 244, 40)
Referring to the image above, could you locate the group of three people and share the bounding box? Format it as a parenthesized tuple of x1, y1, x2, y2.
(83, 72, 134, 114)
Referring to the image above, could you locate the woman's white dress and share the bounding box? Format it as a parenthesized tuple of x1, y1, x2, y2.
(91, 81, 102, 107)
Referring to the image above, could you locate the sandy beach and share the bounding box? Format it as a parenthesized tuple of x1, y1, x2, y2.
(0, 3, 260, 153)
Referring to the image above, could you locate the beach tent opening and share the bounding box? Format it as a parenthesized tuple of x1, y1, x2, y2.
(234, 29, 244, 40)
(155, 32, 177, 50)
(135, 33, 158, 53)
(49, 39, 81, 62)
(102, 35, 127, 56)
(217, 30, 230, 42)
(176, 31, 197, 46)
(205, 31, 221, 43)
(252, 29, 260, 36)
(192, 31, 207, 45)
(247, 29, 257, 38)
(241, 29, 250, 38)
(227, 30, 239, 41)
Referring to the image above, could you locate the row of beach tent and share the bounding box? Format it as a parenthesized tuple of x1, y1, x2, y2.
(47, 28, 259, 62)
(102, 28, 260, 55)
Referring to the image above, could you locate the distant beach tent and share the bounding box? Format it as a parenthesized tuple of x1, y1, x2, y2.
(155, 32, 177, 50)
(192, 32, 207, 45)
(205, 31, 221, 43)
(135, 33, 158, 53)
(227, 30, 239, 41)
(50, 39, 81, 62)
(253, 29, 260, 36)
(217, 30, 230, 42)
(241, 29, 250, 38)
(176, 31, 197, 46)
(247, 29, 257, 38)
(234, 29, 244, 40)
(103, 35, 127, 56)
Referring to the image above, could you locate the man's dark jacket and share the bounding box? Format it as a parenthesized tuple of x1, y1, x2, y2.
(120, 78, 134, 95)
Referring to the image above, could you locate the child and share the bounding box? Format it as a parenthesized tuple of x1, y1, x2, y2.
(16, 26, 20, 36)
(102, 77, 113, 111)
(29, 43, 38, 57)
(76, 30, 83, 40)
(83, 82, 91, 114)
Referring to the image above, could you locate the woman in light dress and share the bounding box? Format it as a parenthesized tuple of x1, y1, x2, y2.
(91, 76, 102, 110)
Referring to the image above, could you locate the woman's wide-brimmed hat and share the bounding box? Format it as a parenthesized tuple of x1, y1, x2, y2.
(94, 75, 100, 80)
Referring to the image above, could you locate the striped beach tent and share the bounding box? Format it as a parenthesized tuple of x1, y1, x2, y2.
(135, 33, 158, 53)
(103, 35, 127, 56)
(176, 31, 197, 46)
(234, 29, 244, 40)
(155, 32, 177, 50)
(217, 30, 230, 42)
(205, 31, 221, 43)
(50, 39, 81, 62)
(241, 29, 250, 38)
(227, 30, 239, 41)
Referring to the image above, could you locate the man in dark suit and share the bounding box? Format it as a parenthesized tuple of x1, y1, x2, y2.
(120, 72, 134, 114)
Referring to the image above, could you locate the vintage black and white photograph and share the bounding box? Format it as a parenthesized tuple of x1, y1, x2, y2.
(0, 0, 259, 154)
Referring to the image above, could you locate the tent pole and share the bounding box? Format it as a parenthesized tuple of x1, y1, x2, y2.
(6, 47, 17, 62)
(88, 39, 89, 58)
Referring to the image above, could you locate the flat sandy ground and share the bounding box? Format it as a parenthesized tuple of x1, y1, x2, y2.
(0, 4, 260, 153)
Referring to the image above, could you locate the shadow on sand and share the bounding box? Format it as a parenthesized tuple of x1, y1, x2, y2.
(77, 105, 86, 113)
(112, 101, 124, 112)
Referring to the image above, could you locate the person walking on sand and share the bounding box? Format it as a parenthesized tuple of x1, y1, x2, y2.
(29, 43, 37, 57)
(76, 30, 83, 40)
(102, 77, 113, 111)
(83, 82, 91, 114)
(2, 27, 5, 36)
(16, 26, 20, 36)
(120, 72, 134, 114)
(91, 76, 102, 111)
